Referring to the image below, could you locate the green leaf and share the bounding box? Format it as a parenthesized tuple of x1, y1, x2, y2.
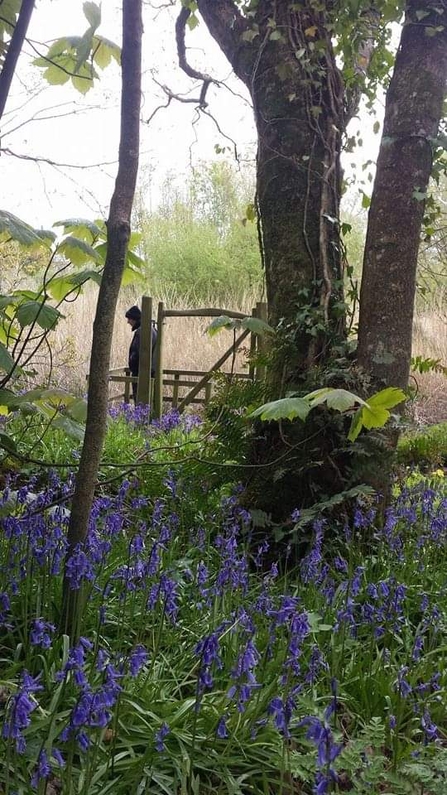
(72, 73, 93, 95)
(39, 63, 71, 86)
(361, 404, 390, 430)
(269, 29, 282, 40)
(207, 316, 238, 336)
(250, 397, 311, 422)
(53, 218, 104, 241)
(0, 432, 17, 453)
(57, 236, 103, 266)
(367, 387, 406, 411)
(240, 316, 274, 336)
(83, 1, 101, 29)
(306, 387, 367, 412)
(361, 191, 371, 209)
(0, 343, 14, 374)
(16, 301, 62, 330)
(92, 36, 121, 69)
(52, 415, 85, 441)
(0, 388, 18, 407)
(47, 269, 102, 301)
(67, 398, 88, 423)
(0, 210, 50, 249)
(348, 408, 364, 442)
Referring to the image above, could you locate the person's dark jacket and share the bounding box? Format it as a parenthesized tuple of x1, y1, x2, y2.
(128, 322, 158, 377)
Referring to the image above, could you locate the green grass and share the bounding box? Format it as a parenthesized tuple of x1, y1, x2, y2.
(398, 422, 447, 469)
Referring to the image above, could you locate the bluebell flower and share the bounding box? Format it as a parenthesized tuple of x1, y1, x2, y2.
(31, 750, 51, 786)
(195, 633, 222, 692)
(155, 722, 170, 752)
(30, 618, 55, 650)
(65, 547, 95, 589)
(129, 645, 149, 677)
(216, 715, 229, 739)
(421, 709, 438, 743)
(2, 671, 42, 752)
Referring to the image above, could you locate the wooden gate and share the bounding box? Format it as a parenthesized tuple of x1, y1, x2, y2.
(108, 296, 268, 418)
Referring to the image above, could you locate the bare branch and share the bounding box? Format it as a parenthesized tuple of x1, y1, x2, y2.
(1, 146, 118, 170)
(175, 5, 217, 106)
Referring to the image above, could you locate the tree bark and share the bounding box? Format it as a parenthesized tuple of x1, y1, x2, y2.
(0, 0, 35, 119)
(61, 0, 142, 638)
(357, 0, 447, 389)
(196, 0, 345, 379)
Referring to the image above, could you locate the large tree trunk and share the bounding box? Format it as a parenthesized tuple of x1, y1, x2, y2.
(358, 0, 447, 389)
(60, 0, 142, 638)
(197, 0, 345, 379)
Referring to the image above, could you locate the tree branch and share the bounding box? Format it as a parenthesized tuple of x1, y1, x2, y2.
(344, 6, 381, 123)
(195, 0, 254, 84)
(0, 0, 36, 119)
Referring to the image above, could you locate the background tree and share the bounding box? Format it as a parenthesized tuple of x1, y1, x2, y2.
(61, 0, 143, 637)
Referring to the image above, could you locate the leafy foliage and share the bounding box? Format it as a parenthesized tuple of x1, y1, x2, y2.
(250, 385, 406, 441)
(33, 2, 120, 95)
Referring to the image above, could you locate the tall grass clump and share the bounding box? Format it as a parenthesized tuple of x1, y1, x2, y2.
(1, 408, 447, 793)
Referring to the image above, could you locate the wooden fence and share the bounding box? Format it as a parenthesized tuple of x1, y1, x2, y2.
(106, 296, 268, 418)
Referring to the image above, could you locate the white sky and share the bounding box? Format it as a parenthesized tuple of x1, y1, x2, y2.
(1, 0, 384, 228)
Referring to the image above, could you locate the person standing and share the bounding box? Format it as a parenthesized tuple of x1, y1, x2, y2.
(125, 305, 157, 402)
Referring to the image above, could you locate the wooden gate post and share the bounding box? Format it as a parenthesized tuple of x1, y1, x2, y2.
(249, 305, 258, 381)
(153, 301, 164, 419)
(136, 295, 153, 406)
(255, 301, 268, 382)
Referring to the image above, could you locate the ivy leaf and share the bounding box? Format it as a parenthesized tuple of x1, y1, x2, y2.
(269, 29, 282, 40)
(249, 397, 311, 422)
(16, 301, 62, 330)
(242, 28, 259, 42)
(207, 316, 238, 336)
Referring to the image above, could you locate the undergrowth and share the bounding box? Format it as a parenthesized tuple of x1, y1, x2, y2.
(1, 408, 447, 792)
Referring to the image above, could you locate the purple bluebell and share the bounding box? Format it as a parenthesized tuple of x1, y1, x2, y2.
(155, 722, 170, 752)
(129, 645, 149, 677)
(31, 750, 51, 786)
(216, 715, 229, 739)
(30, 618, 55, 650)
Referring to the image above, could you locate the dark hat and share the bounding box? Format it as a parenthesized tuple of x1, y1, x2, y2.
(125, 305, 141, 321)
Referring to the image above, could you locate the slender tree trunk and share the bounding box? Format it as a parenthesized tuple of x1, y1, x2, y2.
(60, 0, 143, 638)
(357, 0, 447, 389)
(0, 0, 36, 119)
